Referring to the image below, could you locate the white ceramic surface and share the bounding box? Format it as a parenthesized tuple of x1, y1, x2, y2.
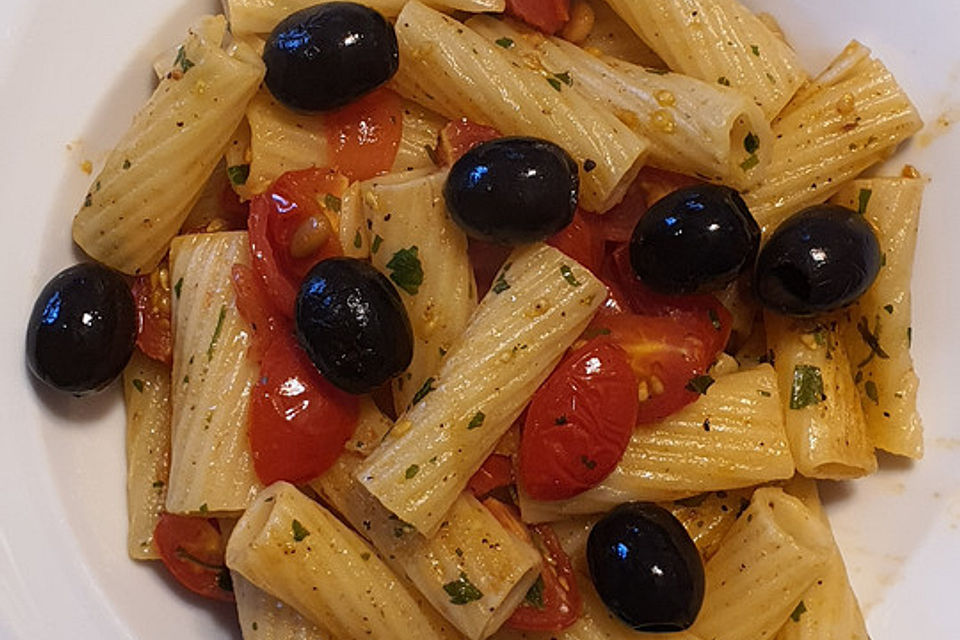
(0, 0, 957, 638)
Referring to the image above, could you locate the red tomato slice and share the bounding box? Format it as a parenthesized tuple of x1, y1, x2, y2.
(546, 209, 604, 275)
(131, 269, 172, 364)
(507, 524, 582, 631)
(248, 168, 347, 317)
(249, 325, 360, 485)
(468, 239, 513, 298)
(591, 311, 729, 424)
(153, 514, 233, 602)
(467, 454, 514, 498)
(325, 88, 403, 181)
(520, 339, 638, 501)
(437, 118, 500, 165)
(505, 0, 571, 34)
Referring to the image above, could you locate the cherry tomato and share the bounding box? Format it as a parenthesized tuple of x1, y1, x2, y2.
(325, 88, 403, 181)
(597, 168, 701, 243)
(249, 324, 360, 485)
(131, 269, 172, 364)
(153, 514, 233, 602)
(467, 454, 514, 498)
(468, 238, 512, 298)
(231, 264, 282, 363)
(505, 0, 571, 34)
(520, 339, 638, 501)
(547, 209, 604, 275)
(507, 524, 582, 631)
(248, 168, 347, 317)
(590, 311, 729, 424)
(437, 118, 500, 166)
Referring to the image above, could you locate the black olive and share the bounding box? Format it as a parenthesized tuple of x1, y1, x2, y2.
(587, 502, 704, 632)
(629, 184, 760, 294)
(263, 2, 399, 112)
(444, 137, 579, 244)
(26, 263, 137, 395)
(296, 257, 413, 394)
(754, 204, 881, 316)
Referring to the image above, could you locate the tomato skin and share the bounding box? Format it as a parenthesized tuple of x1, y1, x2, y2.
(546, 209, 604, 275)
(505, 0, 571, 34)
(468, 239, 513, 298)
(325, 88, 403, 181)
(249, 325, 360, 485)
(507, 524, 582, 631)
(467, 454, 514, 498)
(438, 118, 500, 165)
(153, 514, 233, 602)
(131, 271, 172, 364)
(248, 168, 347, 317)
(520, 339, 638, 501)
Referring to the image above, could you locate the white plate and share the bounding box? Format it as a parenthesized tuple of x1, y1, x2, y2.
(0, 0, 958, 638)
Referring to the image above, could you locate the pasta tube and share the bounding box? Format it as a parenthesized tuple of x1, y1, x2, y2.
(233, 572, 333, 640)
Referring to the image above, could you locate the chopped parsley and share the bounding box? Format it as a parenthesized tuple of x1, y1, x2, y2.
(227, 164, 250, 186)
(122, 159, 132, 170)
(523, 575, 545, 609)
(323, 193, 342, 213)
(405, 464, 420, 479)
(790, 600, 808, 622)
(740, 153, 760, 171)
(131, 379, 145, 393)
(443, 572, 484, 605)
(884, 304, 894, 314)
(412, 377, 436, 405)
(371, 234, 383, 254)
(467, 411, 485, 430)
(495, 37, 514, 49)
(174, 46, 195, 73)
(686, 374, 715, 395)
(198, 503, 209, 514)
(554, 71, 573, 86)
(174, 277, 184, 299)
(360, 552, 371, 561)
(743, 131, 760, 154)
(292, 519, 310, 542)
(580, 455, 597, 470)
(547, 77, 563, 92)
(857, 188, 872, 214)
(386, 246, 424, 295)
(750, 44, 760, 56)
(789, 364, 824, 409)
(152, 480, 165, 489)
(856, 316, 889, 366)
(353, 230, 362, 249)
(717, 76, 731, 86)
(555, 415, 568, 425)
(492, 271, 511, 294)
(864, 380, 879, 404)
(560, 264, 581, 286)
(207, 305, 227, 361)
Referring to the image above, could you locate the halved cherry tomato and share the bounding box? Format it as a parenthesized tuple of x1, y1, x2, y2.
(467, 454, 514, 498)
(325, 88, 403, 181)
(507, 524, 582, 631)
(131, 268, 172, 364)
(437, 118, 500, 165)
(153, 513, 233, 602)
(468, 239, 513, 298)
(594, 167, 701, 243)
(505, 0, 571, 34)
(249, 323, 360, 485)
(248, 168, 347, 317)
(520, 339, 638, 501)
(231, 263, 282, 362)
(546, 209, 604, 275)
(589, 310, 729, 424)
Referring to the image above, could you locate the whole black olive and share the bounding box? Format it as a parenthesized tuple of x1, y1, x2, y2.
(629, 184, 760, 294)
(296, 257, 412, 394)
(587, 502, 705, 631)
(754, 204, 881, 316)
(444, 137, 579, 244)
(26, 263, 137, 395)
(263, 2, 399, 112)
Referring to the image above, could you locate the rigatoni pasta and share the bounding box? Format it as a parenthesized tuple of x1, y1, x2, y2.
(233, 573, 332, 640)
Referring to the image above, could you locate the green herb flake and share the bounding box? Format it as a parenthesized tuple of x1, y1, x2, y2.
(495, 37, 514, 49)
(708, 308, 722, 331)
(83, 193, 93, 207)
(152, 480, 165, 489)
(718, 76, 731, 86)
(864, 380, 879, 404)
(227, 164, 250, 186)
(360, 552, 371, 561)
(881, 252, 887, 267)
(292, 519, 310, 542)
(467, 411, 485, 430)
(856, 316, 889, 365)
(252, 622, 258, 631)
(207, 305, 227, 361)
(182, 375, 190, 384)
(743, 131, 760, 154)
(122, 159, 132, 170)
(758, 389, 772, 397)
(580, 455, 597, 470)
(371, 234, 383, 254)
(174, 277, 184, 299)
(686, 374, 715, 395)
(554, 71, 573, 86)
(857, 188, 872, 214)
(198, 503, 208, 514)
(884, 304, 894, 314)
(555, 415, 568, 425)
(789, 364, 824, 409)
(412, 377, 436, 405)
(443, 572, 484, 605)
(560, 264, 581, 286)
(323, 193, 342, 213)
(751, 44, 760, 56)
(405, 464, 420, 480)
(386, 246, 424, 295)
(790, 601, 808, 622)
(766, 71, 776, 84)
(740, 153, 760, 171)
(492, 271, 511, 294)
(174, 46, 195, 74)
(132, 379, 145, 393)
(547, 77, 562, 92)
(353, 230, 362, 249)
(523, 575, 545, 609)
